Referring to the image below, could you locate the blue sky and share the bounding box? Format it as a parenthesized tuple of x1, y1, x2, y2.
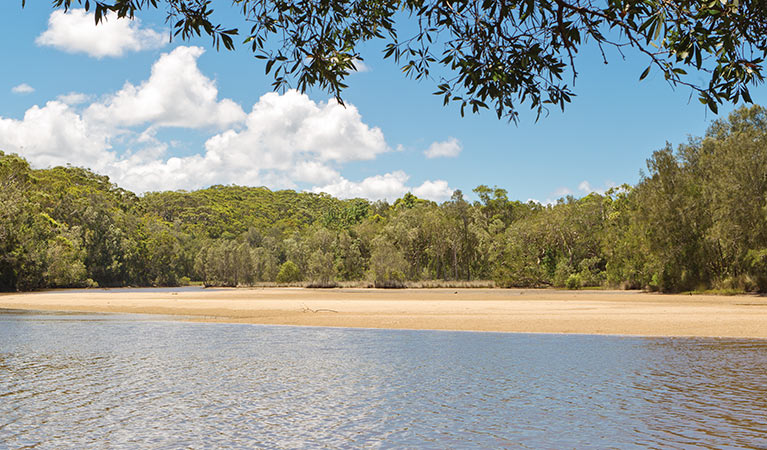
(1, 2, 764, 203)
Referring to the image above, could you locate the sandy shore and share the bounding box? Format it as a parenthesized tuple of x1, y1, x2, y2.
(1, 287, 767, 338)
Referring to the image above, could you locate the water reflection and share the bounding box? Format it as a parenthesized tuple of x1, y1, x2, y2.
(1, 311, 766, 448)
(634, 339, 767, 449)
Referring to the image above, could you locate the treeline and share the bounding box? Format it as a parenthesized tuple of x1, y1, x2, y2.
(1, 106, 766, 292)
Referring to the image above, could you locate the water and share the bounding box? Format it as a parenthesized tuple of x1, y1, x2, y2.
(1, 310, 766, 449)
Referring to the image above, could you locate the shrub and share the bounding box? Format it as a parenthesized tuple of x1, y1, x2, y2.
(553, 260, 575, 287)
(276, 260, 302, 283)
(565, 273, 582, 290)
(745, 249, 767, 292)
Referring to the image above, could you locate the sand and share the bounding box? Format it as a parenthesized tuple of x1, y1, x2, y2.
(1, 287, 767, 338)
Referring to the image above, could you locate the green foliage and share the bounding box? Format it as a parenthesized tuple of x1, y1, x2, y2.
(565, 274, 582, 290)
(44, 234, 87, 287)
(393, 192, 430, 210)
(602, 185, 650, 289)
(307, 250, 337, 286)
(2, 106, 767, 292)
(745, 249, 767, 292)
(276, 260, 302, 284)
(553, 260, 576, 288)
(368, 238, 407, 288)
(141, 185, 361, 239)
(577, 257, 606, 288)
(251, 246, 279, 282)
(33, 1, 767, 120)
(195, 240, 254, 287)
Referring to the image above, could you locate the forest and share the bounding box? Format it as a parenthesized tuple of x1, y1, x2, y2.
(1, 106, 766, 293)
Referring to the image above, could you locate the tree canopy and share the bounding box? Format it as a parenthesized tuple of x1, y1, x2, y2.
(2, 105, 767, 292)
(33, 0, 767, 120)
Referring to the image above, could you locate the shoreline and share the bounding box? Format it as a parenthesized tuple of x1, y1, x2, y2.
(1, 287, 767, 339)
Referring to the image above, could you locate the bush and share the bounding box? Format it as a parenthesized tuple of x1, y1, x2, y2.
(577, 257, 606, 287)
(745, 249, 767, 292)
(552, 260, 575, 287)
(276, 260, 302, 283)
(565, 273, 582, 290)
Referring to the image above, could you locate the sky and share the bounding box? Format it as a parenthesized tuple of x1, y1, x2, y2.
(1, 3, 765, 204)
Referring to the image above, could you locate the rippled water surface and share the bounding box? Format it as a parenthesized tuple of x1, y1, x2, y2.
(2, 309, 766, 449)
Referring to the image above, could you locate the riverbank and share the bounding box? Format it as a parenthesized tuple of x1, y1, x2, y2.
(1, 288, 766, 338)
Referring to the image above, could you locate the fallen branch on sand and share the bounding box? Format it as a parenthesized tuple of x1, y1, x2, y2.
(301, 303, 338, 313)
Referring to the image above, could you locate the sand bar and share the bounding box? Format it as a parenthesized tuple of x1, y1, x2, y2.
(1, 288, 767, 338)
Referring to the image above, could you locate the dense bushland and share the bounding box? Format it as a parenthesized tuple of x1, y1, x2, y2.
(2, 106, 766, 292)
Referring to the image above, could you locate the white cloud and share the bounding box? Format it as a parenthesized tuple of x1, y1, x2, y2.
(413, 180, 453, 200)
(1, 47, 453, 200)
(312, 171, 452, 202)
(0, 89, 392, 192)
(0, 101, 114, 171)
(36, 9, 165, 58)
(123, 89, 389, 192)
(11, 84, 34, 94)
(424, 137, 462, 158)
(293, 161, 341, 185)
(200, 89, 387, 176)
(57, 92, 90, 105)
(85, 46, 245, 129)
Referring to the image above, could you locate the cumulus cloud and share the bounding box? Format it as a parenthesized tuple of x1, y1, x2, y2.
(0, 90, 393, 193)
(312, 171, 453, 202)
(85, 46, 245, 129)
(412, 180, 453, 200)
(111, 89, 389, 191)
(424, 137, 462, 158)
(292, 161, 341, 185)
(11, 84, 35, 94)
(1, 46, 451, 199)
(203, 90, 387, 170)
(0, 100, 114, 171)
(36, 9, 165, 58)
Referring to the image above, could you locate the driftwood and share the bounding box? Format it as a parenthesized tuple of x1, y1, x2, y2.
(301, 303, 338, 313)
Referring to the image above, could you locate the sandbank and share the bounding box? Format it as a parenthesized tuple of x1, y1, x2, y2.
(1, 288, 766, 338)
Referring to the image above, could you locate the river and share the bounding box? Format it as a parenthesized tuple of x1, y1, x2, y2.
(1, 309, 765, 448)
